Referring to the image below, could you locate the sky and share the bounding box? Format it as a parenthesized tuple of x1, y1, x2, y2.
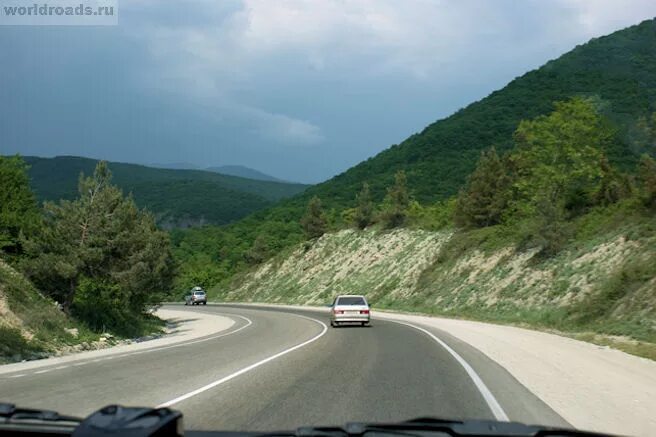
(1, 1, 656, 183)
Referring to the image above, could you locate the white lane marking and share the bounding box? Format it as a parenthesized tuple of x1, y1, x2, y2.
(389, 320, 509, 422)
(34, 369, 51, 374)
(157, 314, 328, 408)
(54, 366, 68, 370)
(9, 374, 26, 378)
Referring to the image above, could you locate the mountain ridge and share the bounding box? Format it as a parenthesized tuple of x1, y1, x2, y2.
(18, 155, 309, 228)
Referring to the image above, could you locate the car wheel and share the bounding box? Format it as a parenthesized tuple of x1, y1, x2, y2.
(203, 302, 207, 305)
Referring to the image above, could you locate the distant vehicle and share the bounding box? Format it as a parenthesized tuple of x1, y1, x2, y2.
(184, 287, 207, 306)
(330, 295, 370, 327)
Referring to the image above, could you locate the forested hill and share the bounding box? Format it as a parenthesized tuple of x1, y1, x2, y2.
(20, 156, 309, 228)
(170, 18, 656, 288)
(283, 18, 656, 209)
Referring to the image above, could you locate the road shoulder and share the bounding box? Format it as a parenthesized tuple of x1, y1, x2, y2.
(375, 311, 656, 436)
(0, 308, 234, 375)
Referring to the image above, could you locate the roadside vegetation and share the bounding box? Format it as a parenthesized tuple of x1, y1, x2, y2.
(0, 156, 175, 362)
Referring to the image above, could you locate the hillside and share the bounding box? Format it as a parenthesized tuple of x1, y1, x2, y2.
(300, 18, 656, 206)
(205, 165, 287, 183)
(20, 156, 309, 228)
(173, 18, 656, 281)
(218, 207, 656, 359)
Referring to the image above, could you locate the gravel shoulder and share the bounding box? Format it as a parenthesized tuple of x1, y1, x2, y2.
(0, 308, 234, 375)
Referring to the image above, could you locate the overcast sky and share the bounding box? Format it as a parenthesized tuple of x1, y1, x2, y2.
(2, 1, 656, 183)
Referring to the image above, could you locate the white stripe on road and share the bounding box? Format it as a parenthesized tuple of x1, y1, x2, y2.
(157, 314, 328, 408)
(390, 320, 509, 422)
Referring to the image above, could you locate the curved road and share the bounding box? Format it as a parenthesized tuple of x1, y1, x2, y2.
(0, 305, 569, 431)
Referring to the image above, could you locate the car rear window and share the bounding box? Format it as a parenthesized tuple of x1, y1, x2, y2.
(337, 296, 366, 305)
(194, 291, 205, 296)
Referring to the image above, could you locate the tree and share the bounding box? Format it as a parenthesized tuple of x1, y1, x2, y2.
(0, 156, 40, 253)
(520, 193, 573, 258)
(21, 162, 176, 317)
(300, 196, 327, 239)
(509, 97, 610, 218)
(634, 112, 656, 156)
(244, 234, 269, 265)
(592, 155, 633, 206)
(637, 154, 656, 209)
(380, 171, 411, 228)
(454, 147, 510, 228)
(352, 182, 374, 230)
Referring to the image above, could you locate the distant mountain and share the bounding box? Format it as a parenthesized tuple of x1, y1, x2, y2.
(150, 162, 200, 170)
(21, 156, 309, 229)
(205, 165, 287, 183)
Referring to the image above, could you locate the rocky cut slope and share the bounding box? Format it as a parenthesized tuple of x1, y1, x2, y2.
(219, 215, 656, 358)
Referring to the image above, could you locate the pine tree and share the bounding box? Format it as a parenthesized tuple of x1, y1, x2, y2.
(454, 147, 510, 228)
(381, 171, 410, 228)
(0, 156, 40, 253)
(353, 182, 374, 230)
(301, 196, 327, 239)
(638, 154, 656, 209)
(244, 235, 268, 265)
(22, 161, 175, 314)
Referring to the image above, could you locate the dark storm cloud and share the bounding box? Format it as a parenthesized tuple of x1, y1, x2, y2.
(2, 0, 655, 182)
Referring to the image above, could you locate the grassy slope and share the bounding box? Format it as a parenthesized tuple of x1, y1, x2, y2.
(0, 259, 87, 363)
(20, 156, 309, 227)
(217, 206, 656, 359)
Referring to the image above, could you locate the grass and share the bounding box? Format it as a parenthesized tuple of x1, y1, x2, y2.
(0, 325, 42, 364)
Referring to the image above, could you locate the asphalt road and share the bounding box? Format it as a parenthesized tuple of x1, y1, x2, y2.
(0, 305, 569, 432)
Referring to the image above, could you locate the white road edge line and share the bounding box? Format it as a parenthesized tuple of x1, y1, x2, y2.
(389, 320, 510, 422)
(157, 314, 328, 408)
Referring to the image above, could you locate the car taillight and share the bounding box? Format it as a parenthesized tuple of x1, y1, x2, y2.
(360, 310, 370, 314)
(333, 309, 344, 314)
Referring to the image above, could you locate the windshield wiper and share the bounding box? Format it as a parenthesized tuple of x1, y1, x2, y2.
(287, 417, 614, 437)
(0, 403, 82, 424)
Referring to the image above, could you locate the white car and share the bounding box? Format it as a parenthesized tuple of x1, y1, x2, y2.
(184, 287, 207, 305)
(330, 295, 371, 327)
